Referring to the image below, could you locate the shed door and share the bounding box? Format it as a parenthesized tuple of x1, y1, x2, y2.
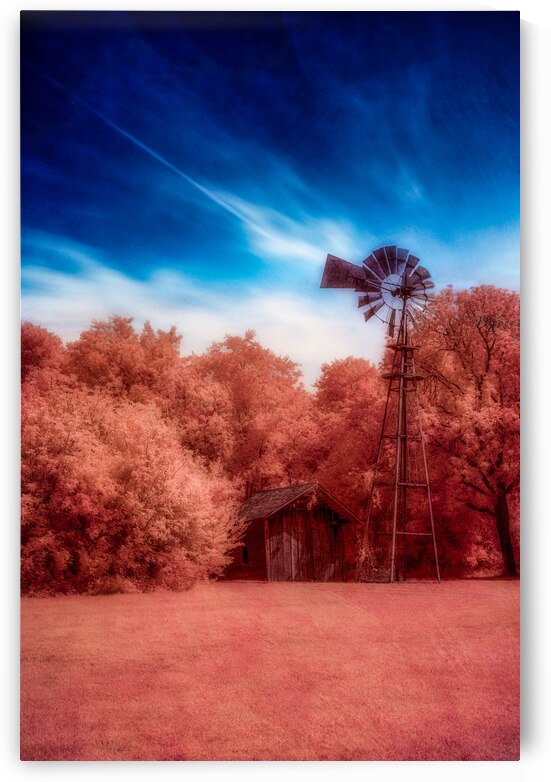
(312, 518, 346, 582)
(266, 515, 283, 581)
(266, 508, 309, 581)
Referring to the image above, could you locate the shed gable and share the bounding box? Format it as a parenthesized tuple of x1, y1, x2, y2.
(238, 482, 360, 526)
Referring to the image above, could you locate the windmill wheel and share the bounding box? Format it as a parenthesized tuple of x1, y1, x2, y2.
(357, 246, 434, 336)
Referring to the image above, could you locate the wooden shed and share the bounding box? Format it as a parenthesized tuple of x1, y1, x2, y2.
(224, 482, 361, 582)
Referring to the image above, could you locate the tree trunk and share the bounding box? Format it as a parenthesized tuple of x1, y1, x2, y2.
(494, 489, 518, 576)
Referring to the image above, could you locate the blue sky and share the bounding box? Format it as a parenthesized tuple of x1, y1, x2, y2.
(21, 11, 519, 384)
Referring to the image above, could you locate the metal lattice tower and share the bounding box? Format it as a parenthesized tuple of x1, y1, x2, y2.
(320, 245, 440, 582)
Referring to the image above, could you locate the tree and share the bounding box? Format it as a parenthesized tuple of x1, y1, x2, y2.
(65, 315, 183, 403)
(313, 356, 384, 514)
(415, 286, 520, 576)
(65, 316, 237, 468)
(311, 357, 384, 569)
(21, 362, 242, 594)
(21, 321, 65, 382)
(192, 330, 313, 493)
(163, 361, 235, 468)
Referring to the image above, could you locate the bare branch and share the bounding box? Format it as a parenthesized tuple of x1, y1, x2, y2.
(465, 502, 494, 516)
(462, 479, 492, 498)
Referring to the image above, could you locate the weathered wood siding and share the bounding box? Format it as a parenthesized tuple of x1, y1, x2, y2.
(265, 502, 346, 582)
(225, 498, 348, 582)
(224, 518, 267, 580)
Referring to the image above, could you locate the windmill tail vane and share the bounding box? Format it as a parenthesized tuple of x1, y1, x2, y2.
(320, 245, 440, 583)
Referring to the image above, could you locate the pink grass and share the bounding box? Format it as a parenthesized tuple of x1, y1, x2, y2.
(20, 581, 519, 760)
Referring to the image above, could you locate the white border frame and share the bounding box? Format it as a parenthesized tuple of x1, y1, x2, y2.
(4, 3, 550, 780)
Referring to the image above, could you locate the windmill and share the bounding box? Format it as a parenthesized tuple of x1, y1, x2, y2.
(320, 246, 440, 582)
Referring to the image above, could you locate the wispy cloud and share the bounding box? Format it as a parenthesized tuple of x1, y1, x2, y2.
(22, 235, 385, 387)
(24, 60, 377, 275)
(208, 191, 375, 267)
(22, 221, 519, 394)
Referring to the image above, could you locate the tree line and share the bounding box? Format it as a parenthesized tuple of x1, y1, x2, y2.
(21, 284, 519, 593)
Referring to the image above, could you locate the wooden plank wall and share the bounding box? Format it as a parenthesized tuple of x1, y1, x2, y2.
(225, 499, 348, 581)
(266, 502, 346, 582)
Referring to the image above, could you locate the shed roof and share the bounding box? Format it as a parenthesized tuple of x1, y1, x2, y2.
(238, 482, 362, 525)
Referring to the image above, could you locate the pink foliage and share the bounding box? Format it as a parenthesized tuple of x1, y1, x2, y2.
(415, 286, 520, 575)
(21, 321, 65, 382)
(21, 357, 241, 594)
(191, 330, 315, 493)
(313, 357, 385, 512)
(20, 286, 520, 591)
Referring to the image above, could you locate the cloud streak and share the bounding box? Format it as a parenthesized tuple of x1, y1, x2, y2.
(24, 60, 380, 278)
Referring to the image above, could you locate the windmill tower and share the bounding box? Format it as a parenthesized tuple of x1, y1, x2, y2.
(320, 246, 440, 582)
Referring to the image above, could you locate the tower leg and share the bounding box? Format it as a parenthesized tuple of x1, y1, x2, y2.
(411, 350, 441, 582)
(356, 337, 401, 582)
(390, 309, 408, 582)
(358, 308, 440, 583)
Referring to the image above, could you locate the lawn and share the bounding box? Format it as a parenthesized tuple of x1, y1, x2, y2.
(20, 580, 519, 761)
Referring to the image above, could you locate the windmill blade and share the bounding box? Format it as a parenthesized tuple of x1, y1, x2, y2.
(411, 288, 430, 302)
(363, 252, 386, 281)
(410, 296, 429, 309)
(408, 304, 429, 327)
(354, 278, 381, 294)
(320, 254, 367, 289)
(384, 245, 398, 275)
(407, 307, 422, 329)
(410, 292, 431, 306)
(417, 292, 436, 308)
(410, 297, 429, 312)
(362, 266, 383, 284)
(397, 247, 409, 261)
(373, 247, 391, 277)
(396, 247, 409, 276)
(409, 278, 434, 300)
(387, 308, 397, 338)
(382, 247, 394, 276)
(405, 254, 420, 277)
(409, 285, 433, 302)
(363, 299, 386, 322)
(409, 287, 427, 301)
(409, 265, 431, 287)
(358, 292, 383, 308)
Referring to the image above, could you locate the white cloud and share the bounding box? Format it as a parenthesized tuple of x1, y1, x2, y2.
(22, 256, 385, 388)
(22, 219, 519, 390)
(209, 190, 375, 267)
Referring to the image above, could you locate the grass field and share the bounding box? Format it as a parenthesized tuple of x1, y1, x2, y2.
(20, 580, 519, 761)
